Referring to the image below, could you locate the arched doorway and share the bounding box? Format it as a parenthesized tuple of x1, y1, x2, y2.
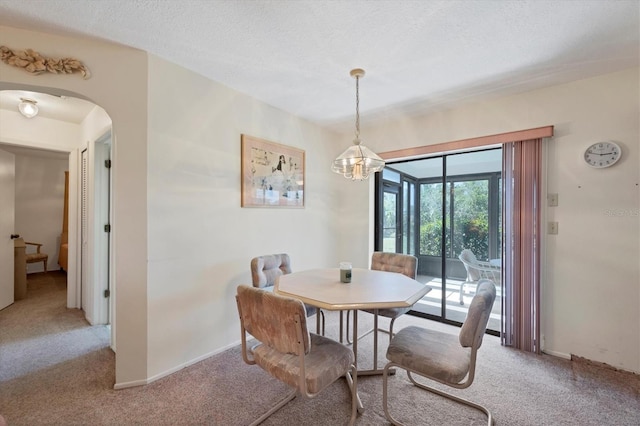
(0, 86, 114, 346)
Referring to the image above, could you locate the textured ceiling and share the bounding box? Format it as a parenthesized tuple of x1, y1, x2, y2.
(0, 0, 638, 129)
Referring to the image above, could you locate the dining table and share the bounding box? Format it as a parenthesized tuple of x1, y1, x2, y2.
(275, 267, 431, 413)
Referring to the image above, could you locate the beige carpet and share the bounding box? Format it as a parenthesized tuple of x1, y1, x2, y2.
(1, 271, 639, 425)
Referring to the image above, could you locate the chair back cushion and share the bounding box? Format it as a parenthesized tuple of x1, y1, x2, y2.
(371, 252, 418, 279)
(250, 253, 292, 288)
(236, 285, 310, 355)
(459, 279, 496, 349)
(459, 249, 482, 281)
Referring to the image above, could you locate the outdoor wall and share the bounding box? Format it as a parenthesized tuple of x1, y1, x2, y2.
(338, 68, 640, 373)
(146, 55, 343, 379)
(13, 151, 67, 273)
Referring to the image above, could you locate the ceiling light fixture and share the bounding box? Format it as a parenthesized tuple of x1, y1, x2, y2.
(18, 98, 39, 118)
(331, 68, 385, 181)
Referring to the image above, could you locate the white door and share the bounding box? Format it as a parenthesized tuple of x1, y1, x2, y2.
(81, 149, 89, 313)
(0, 149, 16, 310)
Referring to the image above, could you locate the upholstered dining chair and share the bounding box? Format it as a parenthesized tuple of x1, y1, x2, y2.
(346, 252, 418, 344)
(25, 241, 48, 272)
(235, 285, 358, 426)
(251, 253, 325, 335)
(383, 279, 497, 425)
(458, 249, 501, 306)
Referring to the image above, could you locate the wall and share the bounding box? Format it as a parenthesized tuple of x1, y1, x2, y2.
(13, 151, 67, 273)
(339, 68, 640, 373)
(0, 24, 149, 385)
(145, 55, 342, 379)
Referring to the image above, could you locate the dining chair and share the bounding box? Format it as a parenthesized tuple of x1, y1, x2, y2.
(346, 252, 418, 344)
(251, 253, 325, 335)
(25, 241, 48, 272)
(383, 279, 497, 425)
(458, 249, 500, 305)
(235, 285, 358, 426)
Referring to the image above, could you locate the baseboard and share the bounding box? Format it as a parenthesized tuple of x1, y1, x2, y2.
(113, 378, 147, 390)
(541, 349, 571, 360)
(571, 354, 640, 376)
(113, 339, 242, 390)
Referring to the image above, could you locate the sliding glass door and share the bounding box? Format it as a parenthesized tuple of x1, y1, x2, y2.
(375, 149, 502, 333)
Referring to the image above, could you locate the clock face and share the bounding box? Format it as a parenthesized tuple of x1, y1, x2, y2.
(584, 141, 621, 168)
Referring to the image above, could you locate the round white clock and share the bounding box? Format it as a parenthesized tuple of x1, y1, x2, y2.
(583, 141, 621, 168)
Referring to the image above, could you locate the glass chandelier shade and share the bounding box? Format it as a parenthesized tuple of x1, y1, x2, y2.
(331, 68, 385, 180)
(18, 98, 38, 118)
(331, 139, 385, 180)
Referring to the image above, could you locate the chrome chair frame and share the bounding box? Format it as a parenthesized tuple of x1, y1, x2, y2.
(236, 285, 358, 426)
(382, 279, 496, 425)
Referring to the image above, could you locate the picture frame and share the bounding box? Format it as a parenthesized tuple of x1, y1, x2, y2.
(241, 134, 305, 208)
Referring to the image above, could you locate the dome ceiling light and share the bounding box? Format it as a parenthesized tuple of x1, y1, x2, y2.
(18, 98, 39, 118)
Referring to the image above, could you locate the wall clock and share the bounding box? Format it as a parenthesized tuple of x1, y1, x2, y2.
(583, 141, 621, 168)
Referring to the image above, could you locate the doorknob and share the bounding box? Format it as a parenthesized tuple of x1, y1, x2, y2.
(10, 234, 20, 239)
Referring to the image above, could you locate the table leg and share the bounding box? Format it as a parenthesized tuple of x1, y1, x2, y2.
(353, 310, 396, 377)
(373, 310, 378, 371)
(351, 309, 364, 414)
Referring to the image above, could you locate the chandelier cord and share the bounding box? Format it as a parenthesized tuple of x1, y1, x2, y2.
(355, 75, 360, 141)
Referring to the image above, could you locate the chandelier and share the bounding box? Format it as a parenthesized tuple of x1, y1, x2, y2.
(331, 68, 385, 180)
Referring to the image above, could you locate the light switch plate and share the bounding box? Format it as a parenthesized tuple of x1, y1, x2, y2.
(548, 222, 558, 234)
(548, 193, 558, 207)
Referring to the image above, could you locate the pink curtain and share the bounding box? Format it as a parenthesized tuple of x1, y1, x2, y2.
(502, 139, 542, 353)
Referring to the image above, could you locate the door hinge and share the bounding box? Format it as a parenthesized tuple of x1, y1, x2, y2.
(105, 159, 112, 168)
(104, 289, 110, 298)
(104, 224, 111, 232)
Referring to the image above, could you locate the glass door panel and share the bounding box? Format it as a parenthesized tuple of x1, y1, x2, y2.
(412, 157, 444, 317)
(444, 151, 502, 331)
(382, 187, 399, 253)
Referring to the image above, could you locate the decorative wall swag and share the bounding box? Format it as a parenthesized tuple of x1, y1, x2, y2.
(0, 46, 91, 79)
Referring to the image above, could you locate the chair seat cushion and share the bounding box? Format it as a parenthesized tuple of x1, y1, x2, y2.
(362, 306, 410, 319)
(26, 253, 48, 262)
(253, 333, 354, 395)
(386, 325, 471, 384)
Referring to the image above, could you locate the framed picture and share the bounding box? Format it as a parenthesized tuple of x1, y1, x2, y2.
(241, 134, 305, 208)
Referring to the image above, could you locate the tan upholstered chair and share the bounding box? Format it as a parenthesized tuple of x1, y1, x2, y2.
(458, 249, 500, 305)
(383, 279, 497, 425)
(251, 253, 325, 335)
(236, 285, 358, 426)
(58, 232, 68, 271)
(346, 252, 418, 344)
(25, 241, 48, 272)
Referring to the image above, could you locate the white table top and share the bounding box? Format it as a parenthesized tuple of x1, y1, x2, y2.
(275, 268, 430, 311)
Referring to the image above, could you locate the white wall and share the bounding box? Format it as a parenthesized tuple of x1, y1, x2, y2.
(13, 152, 67, 273)
(340, 68, 640, 373)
